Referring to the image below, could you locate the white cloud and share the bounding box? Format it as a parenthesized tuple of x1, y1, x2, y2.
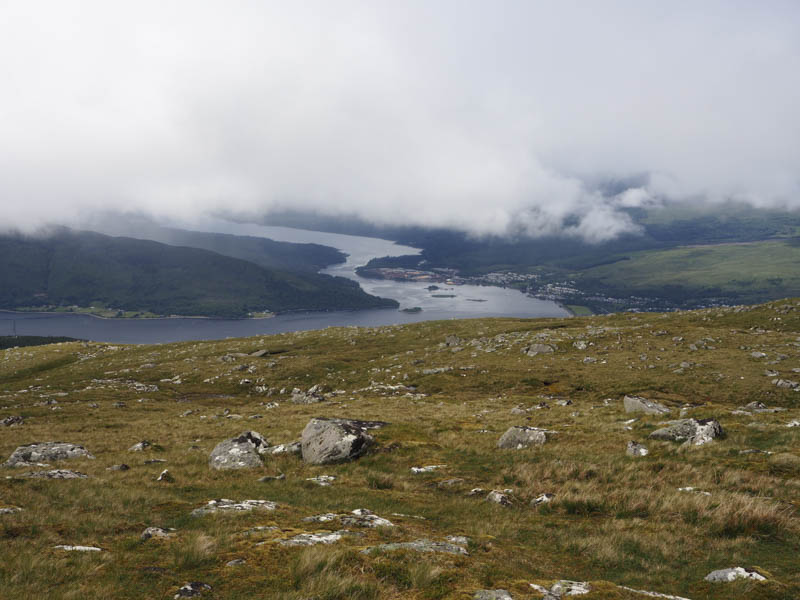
(1, 1, 798, 239)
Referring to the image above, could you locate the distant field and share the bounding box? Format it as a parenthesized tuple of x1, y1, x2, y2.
(580, 240, 800, 302)
(564, 305, 593, 316)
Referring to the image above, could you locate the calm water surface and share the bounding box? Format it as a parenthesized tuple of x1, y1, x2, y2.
(0, 221, 568, 343)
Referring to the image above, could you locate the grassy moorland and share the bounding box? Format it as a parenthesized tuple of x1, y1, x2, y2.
(1, 300, 799, 599)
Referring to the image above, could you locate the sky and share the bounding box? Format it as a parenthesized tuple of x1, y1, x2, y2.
(1, 1, 799, 241)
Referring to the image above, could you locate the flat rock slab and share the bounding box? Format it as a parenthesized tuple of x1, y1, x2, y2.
(301, 418, 387, 465)
(361, 538, 469, 556)
(530, 580, 591, 597)
(191, 499, 277, 517)
(175, 582, 212, 598)
(623, 395, 671, 415)
(649, 419, 724, 445)
(54, 545, 103, 552)
(4, 442, 94, 467)
(474, 591, 513, 600)
(279, 530, 358, 547)
(209, 431, 270, 470)
(18, 469, 88, 479)
(0, 507, 22, 515)
(704, 567, 766, 582)
(304, 509, 394, 528)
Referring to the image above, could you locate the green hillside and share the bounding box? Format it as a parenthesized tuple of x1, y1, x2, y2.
(578, 240, 800, 306)
(0, 230, 397, 318)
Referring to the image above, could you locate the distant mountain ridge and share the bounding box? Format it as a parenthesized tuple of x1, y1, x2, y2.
(0, 229, 397, 318)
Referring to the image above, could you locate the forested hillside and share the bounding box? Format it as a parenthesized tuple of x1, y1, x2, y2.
(0, 230, 397, 317)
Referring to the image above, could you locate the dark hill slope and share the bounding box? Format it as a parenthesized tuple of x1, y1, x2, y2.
(0, 230, 396, 317)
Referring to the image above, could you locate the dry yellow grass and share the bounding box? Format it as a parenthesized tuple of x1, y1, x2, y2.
(0, 299, 799, 598)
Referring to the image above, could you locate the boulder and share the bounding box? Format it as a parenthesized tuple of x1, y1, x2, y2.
(623, 395, 671, 415)
(175, 582, 212, 598)
(497, 426, 548, 449)
(486, 490, 512, 506)
(626, 441, 649, 457)
(291, 385, 326, 404)
(704, 567, 766, 582)
(531, 493, 554, 507)
(209, 431, 270, 470)
(3, 442, 94, 467)
(474, 591, 513, 600)
(523, 344, 555, 356)
(1, 416, 24, 427)
(301, 418, 386, 465)
(339, 509, 394, 528)
(649, 418, 724, 445)
(141, 527, 176, 540)
(128, 440, 152, 452)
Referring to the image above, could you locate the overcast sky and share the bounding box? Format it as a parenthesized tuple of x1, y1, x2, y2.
(1, 1, 799, 240)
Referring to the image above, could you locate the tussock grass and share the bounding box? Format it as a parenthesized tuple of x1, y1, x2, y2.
(1, 300, 799, 598)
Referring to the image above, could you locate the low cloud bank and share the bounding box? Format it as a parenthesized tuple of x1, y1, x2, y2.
(1, 2, 798, 240)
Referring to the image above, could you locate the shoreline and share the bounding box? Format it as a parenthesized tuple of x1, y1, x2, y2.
(0, 304, 403, 322)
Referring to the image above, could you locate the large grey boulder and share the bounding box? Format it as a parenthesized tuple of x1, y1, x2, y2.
(523, 344, 555, 356)
(649, 418, 724, 445)
(209, 431, 270, 470)
(3, 442, 94, 468)
(301, 418, 386, 465)
(623, 395, 671, 415)
(497, 426, 549, 449)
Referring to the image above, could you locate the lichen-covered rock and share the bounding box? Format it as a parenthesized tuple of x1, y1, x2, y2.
(301, 418, 385, 465)
(474, 591, 513, 600)
(141, 527, 176, 540)
(3, 442, 94, 467)
(266, 441, 302, 456)
(627, 441, 649, 457)
(497, 426, 548, 449)
(704, 567, 766, 582)
(340, 509, 394, 528)
(279, 530, 356, 546)
(361, 538, 468, 556)
(191, 498, 277, 516)
(174, 582, 212, 598)
(649, 418, 724, 445)
(486, 490, 512, 506)
(209, 431, 270, 470)
(623, 395, 671, 415)
(20, 469, 87, 479)
(523, 343, 555, 356)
